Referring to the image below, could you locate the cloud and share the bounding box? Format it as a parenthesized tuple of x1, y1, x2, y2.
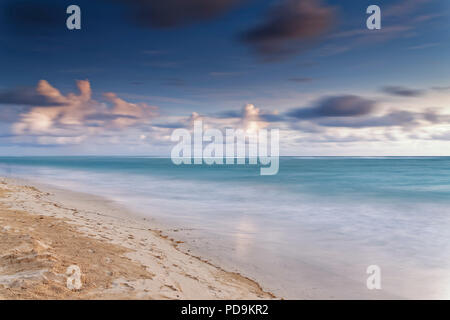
(430, 132, 450, 141)
(11, 80, 158, 144)
(216, 110, 241, 119)
(290, 107, 449, 129)
(154, 103, 271, 135)
(161, 78, 186, 87)
(240, 0, 335, 60)
(0, 81, 67, 106)
(103, 92, 158, 128)
(432, 86, 450, 92)
(240, 103, 269, 132)
(382, 86, 425, 97)
(259, 113, 286, 123)
(288, 77, 314, 83)
(324, 0, 435, 56)
(315, 111, 422, 128)
(287, 95, 377, 119)
(407, 43, 440, 50)
(283, 93, 450, 129)
(116, 0, 242, 28)
(151, 122, 186, 129)
(383, 0, 432, 18)
(210, 94, 446, 132)
(153, 91, 450, 147)
(327, 25, 414, 50)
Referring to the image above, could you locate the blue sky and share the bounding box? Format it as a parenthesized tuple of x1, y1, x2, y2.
(0, 0, 449, 155)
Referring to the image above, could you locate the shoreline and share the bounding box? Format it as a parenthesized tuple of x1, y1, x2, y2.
(0, 177, 276, 299)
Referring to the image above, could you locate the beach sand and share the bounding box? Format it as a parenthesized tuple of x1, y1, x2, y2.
(0, 178, 275, 300)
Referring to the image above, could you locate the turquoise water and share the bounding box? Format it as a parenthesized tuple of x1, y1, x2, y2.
(1, 156, 450, 298)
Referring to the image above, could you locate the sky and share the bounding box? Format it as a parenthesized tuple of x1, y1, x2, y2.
(0, 0, 449, 156)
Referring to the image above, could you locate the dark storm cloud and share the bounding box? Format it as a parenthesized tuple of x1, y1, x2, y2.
(240, 0, 335, 59)
(115, 0, 242, 28)
(382, 86, 425, 97)
(287, 95, 377, 119)
(0, 87, 65, 106)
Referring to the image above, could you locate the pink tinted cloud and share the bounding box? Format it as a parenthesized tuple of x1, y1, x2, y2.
(13, 80, 158, 144)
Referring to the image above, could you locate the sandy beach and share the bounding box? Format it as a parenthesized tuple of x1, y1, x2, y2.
(0, 177, 275, 300)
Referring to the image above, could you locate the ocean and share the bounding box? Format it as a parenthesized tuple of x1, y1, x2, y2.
(1, 156, 449, 299)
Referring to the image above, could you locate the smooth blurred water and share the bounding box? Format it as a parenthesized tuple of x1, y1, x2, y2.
(1, 156, 450, 298)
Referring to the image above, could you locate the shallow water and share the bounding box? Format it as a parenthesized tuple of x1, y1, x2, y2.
(1, 156, 450, 298)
